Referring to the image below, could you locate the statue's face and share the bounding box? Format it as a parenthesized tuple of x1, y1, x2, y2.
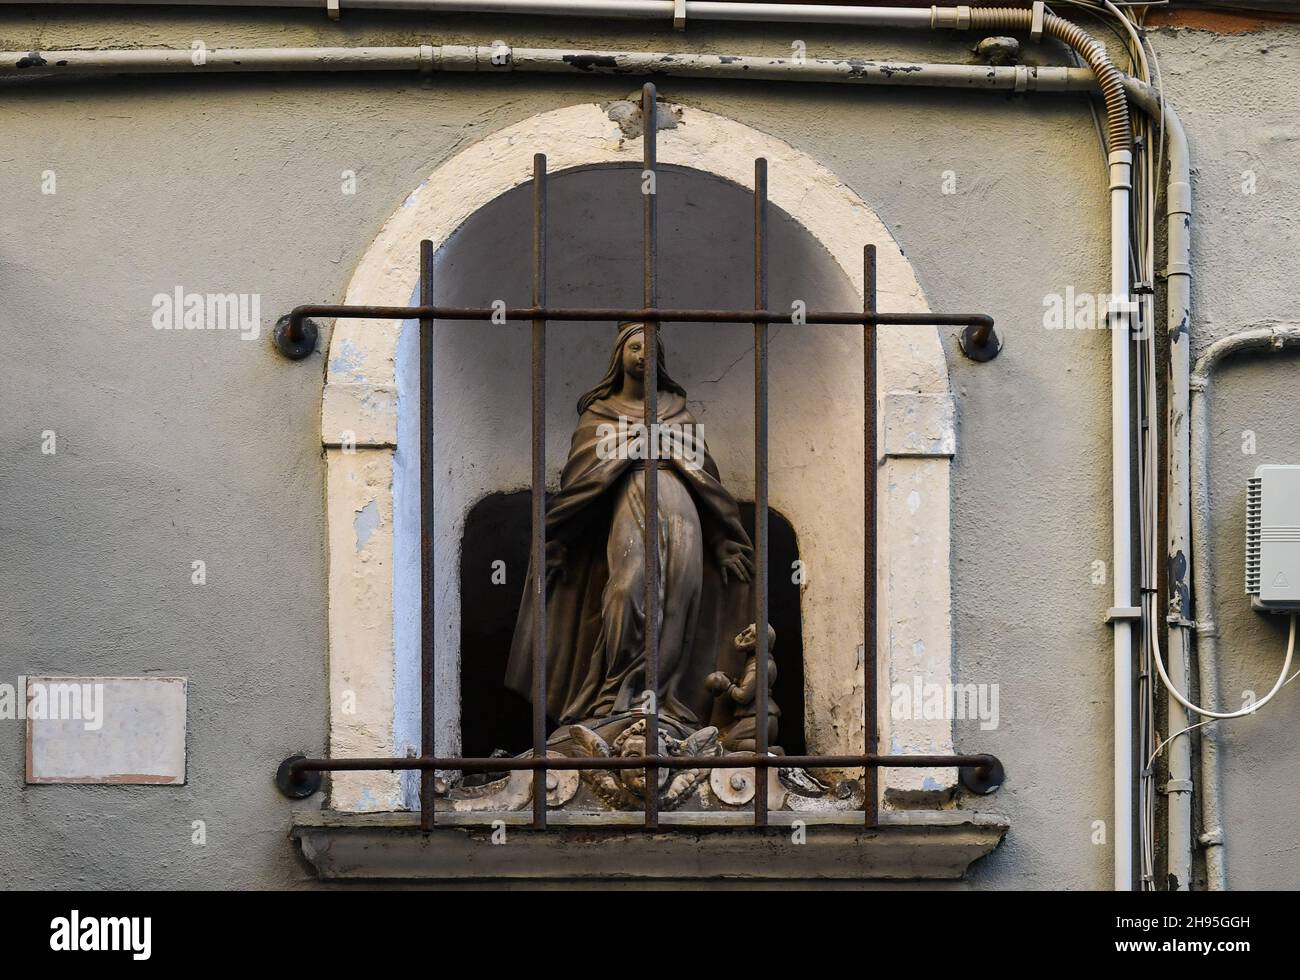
(620, 330, 645, 381)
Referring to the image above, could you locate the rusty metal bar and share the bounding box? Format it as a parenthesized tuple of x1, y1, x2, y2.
(419, 238, 436, 832)
(641, 81, 660, 832)
(530, 153, 548, 831)
(287, 304, 993, 331)
(292, 752, 1001, 773)
(752, 157, 770, 829)
(968, 320, 994, 347)
(863, 243, 879, 830)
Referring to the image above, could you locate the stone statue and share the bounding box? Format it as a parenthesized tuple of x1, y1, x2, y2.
(707, 623, 780, 753)
(432, 323, 846, 815)
(505, 321, 760, 748)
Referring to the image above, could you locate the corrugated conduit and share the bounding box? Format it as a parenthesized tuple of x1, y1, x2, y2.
(934, 5, 1132, 152)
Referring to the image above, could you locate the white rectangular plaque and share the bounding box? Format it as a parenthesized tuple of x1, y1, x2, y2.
(25, 676, 187, 784)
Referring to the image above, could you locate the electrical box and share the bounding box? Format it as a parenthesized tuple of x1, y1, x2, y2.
(1247, 465, 1300, 612)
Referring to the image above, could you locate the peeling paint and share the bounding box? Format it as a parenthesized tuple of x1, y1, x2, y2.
(878, 64, 924, 79)
(329, 337, 368, 383)
(602, 97, 683, 140)
(354, 499, 380, 552)
(1170, 310, 1190, 345)
(1168, 550, 1190, 616)
(564, 53, 619, 73)
(401, 179, 429, 209)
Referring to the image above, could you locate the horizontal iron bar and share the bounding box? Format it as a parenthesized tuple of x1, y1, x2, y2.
(287, 303, 994, 331)
(290, 753, 999, 773)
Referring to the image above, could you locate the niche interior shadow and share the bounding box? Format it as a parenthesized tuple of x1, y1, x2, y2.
(459, 491, 807, 758)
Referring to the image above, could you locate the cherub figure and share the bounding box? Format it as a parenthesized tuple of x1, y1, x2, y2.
(706, 623, 780, 753)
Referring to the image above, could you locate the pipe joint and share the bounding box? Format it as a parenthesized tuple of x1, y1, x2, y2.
(930, 5, 972, 29)
(1168, 179, 1192, 216)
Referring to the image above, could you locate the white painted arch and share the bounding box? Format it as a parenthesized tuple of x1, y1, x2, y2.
(321, 99, 959, 812)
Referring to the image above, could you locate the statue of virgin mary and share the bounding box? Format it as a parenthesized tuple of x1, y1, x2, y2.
(506, 322, 757, 740)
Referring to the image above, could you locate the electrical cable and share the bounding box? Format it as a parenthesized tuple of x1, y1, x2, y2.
(1152, 614, 1297, 720)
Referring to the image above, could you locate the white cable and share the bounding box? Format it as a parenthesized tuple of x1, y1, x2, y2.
(1153, 655, 1300, 765)
(1152, 614, 1296, 720)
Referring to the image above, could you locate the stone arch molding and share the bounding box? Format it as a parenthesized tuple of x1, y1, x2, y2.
(321, 100, 959, 812)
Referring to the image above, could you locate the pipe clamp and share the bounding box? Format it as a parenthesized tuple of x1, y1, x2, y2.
(326, 0, 339, 20)
(1106, 606, 1142, 623)
(1030, 1, 1045, 42)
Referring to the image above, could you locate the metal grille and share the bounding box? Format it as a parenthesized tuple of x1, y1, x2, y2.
(277, 83, 1003, 833)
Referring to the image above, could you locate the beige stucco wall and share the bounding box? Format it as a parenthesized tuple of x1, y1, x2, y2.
(2, 7, 1298, 888)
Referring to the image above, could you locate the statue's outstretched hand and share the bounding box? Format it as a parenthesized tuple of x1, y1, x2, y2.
(715, 539, 754, 586)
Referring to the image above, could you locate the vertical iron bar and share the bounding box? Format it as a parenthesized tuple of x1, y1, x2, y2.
(641, 81, 660, 830)
(752, 158, 770, 828)
(863, 244, 879, 829)
(419, 238, 436, 832)
(530, 154, 549, 831)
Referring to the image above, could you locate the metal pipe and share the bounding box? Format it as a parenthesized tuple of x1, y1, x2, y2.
(641, 81, 661, 831)
(1188, 321, 1300, 888)
(291, 752, 1002, 772)
(418, 239, 436, 831)
(530, 153, 549, 830)
(863, 244, 879, 829)
(753, 156, 770, 828)
(0, 45, 1097, 91)
(285, 303, 993, 332)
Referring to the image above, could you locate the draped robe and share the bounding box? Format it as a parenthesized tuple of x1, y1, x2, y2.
(506, 390, 754, 731)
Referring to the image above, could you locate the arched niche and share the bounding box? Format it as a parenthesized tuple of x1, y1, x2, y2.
(320, 100, 958, 813)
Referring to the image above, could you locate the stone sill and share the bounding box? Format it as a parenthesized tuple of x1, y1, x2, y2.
(292, 809, 1008, 882)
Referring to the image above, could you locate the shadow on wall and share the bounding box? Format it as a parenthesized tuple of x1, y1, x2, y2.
(459, 490, 806, 757)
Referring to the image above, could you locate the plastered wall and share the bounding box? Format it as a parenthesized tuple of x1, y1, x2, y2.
(1, 8, 1297, 888)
